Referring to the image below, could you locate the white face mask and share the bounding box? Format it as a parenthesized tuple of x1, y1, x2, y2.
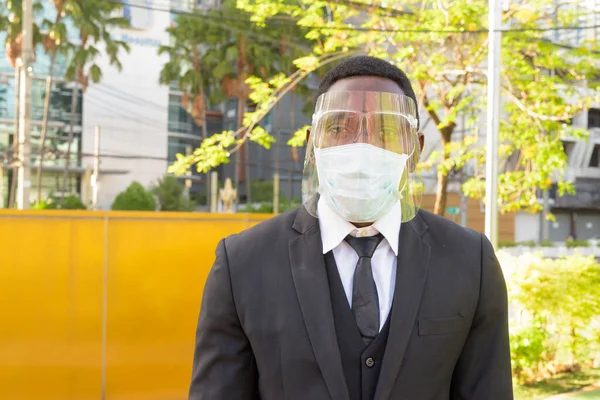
(314, 143, 409, 223)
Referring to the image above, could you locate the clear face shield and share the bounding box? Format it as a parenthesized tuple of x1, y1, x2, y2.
(302, 91, 423, 223)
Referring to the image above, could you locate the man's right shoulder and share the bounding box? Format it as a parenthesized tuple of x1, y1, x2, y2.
(221, 207, 302, 256)
(214, 207, 306, 281)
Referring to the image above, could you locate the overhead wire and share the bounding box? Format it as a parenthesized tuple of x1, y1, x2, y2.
(93, 83, 169, 111)
(106, 0, 600, 35)
(83, 95, 167, 128)
(0, 147, 312, 175)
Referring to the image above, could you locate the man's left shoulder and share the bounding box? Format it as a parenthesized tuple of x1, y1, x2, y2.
(414, 208, 482, 247)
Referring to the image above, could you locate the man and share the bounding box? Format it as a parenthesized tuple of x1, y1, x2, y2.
(189, 56, 513, 400)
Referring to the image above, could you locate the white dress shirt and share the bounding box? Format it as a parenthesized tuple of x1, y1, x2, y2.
(317, 198, 401, 331)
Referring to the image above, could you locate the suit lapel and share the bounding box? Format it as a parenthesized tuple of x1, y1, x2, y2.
(289, 206, 350, 400)
(374, 213, 431, 400)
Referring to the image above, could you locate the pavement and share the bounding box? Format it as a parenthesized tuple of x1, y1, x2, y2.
(545, 381, 600, 399)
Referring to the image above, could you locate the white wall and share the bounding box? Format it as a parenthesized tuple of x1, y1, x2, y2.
(82, 4, 170, 209)
(514, 212, 541, 242)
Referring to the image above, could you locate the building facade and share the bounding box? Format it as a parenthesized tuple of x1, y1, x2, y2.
(0, 1, 83, 206)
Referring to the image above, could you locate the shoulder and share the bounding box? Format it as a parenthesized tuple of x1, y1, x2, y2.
(415, 208, 482, 248)
(215, 208, 302, 292)
(222, 207, 300, 258)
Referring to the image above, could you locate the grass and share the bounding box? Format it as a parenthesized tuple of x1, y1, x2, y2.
(514, 367, 600, 400)
(571, 389, 600, 399)
(566, 239, 590, 248)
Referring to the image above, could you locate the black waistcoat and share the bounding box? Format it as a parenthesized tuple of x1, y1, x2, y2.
(324, 252, 391, 400)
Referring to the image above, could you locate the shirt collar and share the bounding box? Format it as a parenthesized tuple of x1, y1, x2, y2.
(317, 198, 401, 256)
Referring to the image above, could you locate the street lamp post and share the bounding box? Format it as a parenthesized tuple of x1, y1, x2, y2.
(485, 0, 502, 248)
(17, 0, 33, 209)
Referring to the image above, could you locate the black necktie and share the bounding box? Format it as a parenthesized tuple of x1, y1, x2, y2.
(345, 233, 384, 346)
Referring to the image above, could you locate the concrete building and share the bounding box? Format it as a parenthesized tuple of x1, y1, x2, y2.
(0, 2, 83, 205)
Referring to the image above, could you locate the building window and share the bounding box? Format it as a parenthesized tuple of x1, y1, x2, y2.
(226, 99, 238, 118)
(0, 78, 82, 124)
(168, 137, 199, 164)
(168, 94, 193, 134)
(590, 144, 600, 168)
(263, 112, 273, 132)
(168, 93, 223, 136)
(588, 108, 600, 129)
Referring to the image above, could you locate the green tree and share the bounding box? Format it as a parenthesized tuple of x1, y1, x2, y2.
(170, 0, 600, 215)
(111, 182, 156, 211)
(60, 0, 130, 198)
(36, 0, 71, 204)
(159, 0, 310, 202)
(0, 0, 44, 68)
(150, 175, 195, 212)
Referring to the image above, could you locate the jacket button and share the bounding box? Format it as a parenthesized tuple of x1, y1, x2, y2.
(365, 358, 375, 368)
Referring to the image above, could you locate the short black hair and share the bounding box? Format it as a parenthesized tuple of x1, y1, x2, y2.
(317, 56, 419, 129)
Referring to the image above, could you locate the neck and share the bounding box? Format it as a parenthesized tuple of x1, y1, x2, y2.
(352, 222, 373, 228)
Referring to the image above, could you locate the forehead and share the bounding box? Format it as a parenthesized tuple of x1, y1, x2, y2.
(328, 76, 404, 95)
(326, 76, 406, 112)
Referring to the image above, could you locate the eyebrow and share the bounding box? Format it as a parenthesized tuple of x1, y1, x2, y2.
(323, 111, 356, 119)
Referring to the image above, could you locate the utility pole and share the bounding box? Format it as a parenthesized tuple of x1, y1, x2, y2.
(274, 103, 281, 214)
(541, 189, 550, 241)
(0, 159, 4, 208)
(210, 171, 218, 213)
(485, 0, 501, 248)
(459, 112, 468, 228)
(17, 0, 33, 210)
(8, 64, 21, 209)
(273, 173, 280, 214)
(91, 126, 101, 210)
(184, 144, 192, 200)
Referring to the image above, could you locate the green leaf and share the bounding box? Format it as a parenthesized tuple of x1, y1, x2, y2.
(249, 126, 276, 149)
(89, 64, 102, 83)
(288, 125, 310, 147)
(294, 55, 320, 72)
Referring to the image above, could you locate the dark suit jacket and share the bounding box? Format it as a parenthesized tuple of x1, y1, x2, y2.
(189, 206, 513, 400)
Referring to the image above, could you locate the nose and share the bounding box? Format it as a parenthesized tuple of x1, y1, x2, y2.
(356, 116, 369, 144)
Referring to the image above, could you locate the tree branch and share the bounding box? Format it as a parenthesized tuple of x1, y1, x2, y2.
(327, 0, 412, 17)
(502, 84, 580, 122)
(227, 51, 361, 155)
(419, 80, 442, 128)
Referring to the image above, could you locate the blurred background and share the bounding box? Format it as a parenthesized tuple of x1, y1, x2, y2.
(1, 0, 600, 399)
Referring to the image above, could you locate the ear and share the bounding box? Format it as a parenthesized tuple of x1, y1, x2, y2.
(306, 129, 311, 144)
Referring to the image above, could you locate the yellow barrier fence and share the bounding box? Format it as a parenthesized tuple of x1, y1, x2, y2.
(0, 210, 273, 400)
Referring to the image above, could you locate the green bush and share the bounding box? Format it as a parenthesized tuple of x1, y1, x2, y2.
(540, 239, 555, 247)
(151, 175, 195, 212)
(111, 182, 156, 211)
(32, 198, 56, 210)
(32, 194, 86, 210)
(251, 180, 274, 203)
(499, 240, 517, 248)
(238, 199, 301, 214)
(510, 321, 551, 382)
(499, 252, 600, 383)
(520, 240, 537, 247)
(566, 239, 589, 248)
